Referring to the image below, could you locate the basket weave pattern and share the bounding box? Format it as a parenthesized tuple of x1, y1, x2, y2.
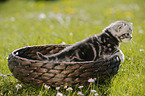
(8, 45, 121, 87)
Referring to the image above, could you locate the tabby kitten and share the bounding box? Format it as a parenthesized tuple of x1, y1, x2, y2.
(37, 20, 133, 62)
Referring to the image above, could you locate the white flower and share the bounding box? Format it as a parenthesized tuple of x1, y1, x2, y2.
(3, 75, 7, 77)
(44, 84, 50, 89)
(9, 74, 13, 76)
(56, 87, 60, 90)
(64, 85, 67, 89)
(11, 17, 15, 22)
(138, 30, 143, 34)
(39, 13, 46, 19)
(0, 74, 3, 76)
(1, 93, 3, 95)
(140, 49, 144, 52)
(61, 41, 66, 44)
(66, 87, 73, 91)
(94, 93, 99, 96)
(88, 78, 95, 83)
(77, 91, 84, 95)
(78, 86, 84, 89)
(91, 90, 96, 93)
(15, 84, 22, 90)
(94, 78, 97, 80)
(69, 32, 73, 36)
(56, 92, 63, 96)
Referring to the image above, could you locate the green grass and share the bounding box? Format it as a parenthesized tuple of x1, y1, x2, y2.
(0, 0, 145, 95)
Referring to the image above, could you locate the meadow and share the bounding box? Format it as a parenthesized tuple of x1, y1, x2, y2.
(0, 0, 145, 95)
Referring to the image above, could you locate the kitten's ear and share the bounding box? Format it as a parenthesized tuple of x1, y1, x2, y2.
(118, 25, 122, 31)
(129, 22, 133, 25)
(118, 23, 127, 32)
(118, 26, 122, 29)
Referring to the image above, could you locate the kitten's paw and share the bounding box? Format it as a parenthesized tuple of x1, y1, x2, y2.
(36, 52, 47, 60)
(113, 50, 124, 62)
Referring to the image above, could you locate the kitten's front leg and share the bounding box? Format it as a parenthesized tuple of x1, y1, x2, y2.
(113, 49, 124, 62)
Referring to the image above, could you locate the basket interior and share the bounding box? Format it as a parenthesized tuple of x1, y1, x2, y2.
(13, 45, 70, 60)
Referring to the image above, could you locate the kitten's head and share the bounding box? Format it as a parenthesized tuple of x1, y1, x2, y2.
(104, 20, 133, 42)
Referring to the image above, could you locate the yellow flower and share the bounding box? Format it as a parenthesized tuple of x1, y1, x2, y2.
(116, 10, 121, 16)
(124, 11, 132, 18)
(65, 7, 75, 14)
(53, 7, 60, 13)
(108, 8, 114, 14)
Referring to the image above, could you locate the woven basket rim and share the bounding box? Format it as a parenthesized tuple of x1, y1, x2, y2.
(11, 44, 114, 64)
(11, 44, 69, 62)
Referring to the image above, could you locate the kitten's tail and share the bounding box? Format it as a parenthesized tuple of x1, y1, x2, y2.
(36, 52, 48, 60)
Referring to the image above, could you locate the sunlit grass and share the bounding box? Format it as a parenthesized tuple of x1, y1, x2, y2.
(0, 0, 145, 95)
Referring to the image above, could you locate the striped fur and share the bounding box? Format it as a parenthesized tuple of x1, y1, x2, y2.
(37, 21, 133, 62)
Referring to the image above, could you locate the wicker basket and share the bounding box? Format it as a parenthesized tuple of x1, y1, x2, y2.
(8, 44, 121, 88)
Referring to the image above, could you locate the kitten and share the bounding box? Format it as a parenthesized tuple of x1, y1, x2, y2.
(37, 20, 133, 62)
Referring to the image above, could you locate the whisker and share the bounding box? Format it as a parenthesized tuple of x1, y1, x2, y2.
(129, 40, 136, 47)
(130, 40, 135, 44)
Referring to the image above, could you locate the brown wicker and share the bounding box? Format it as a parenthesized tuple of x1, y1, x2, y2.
(8, 44, 121, 88)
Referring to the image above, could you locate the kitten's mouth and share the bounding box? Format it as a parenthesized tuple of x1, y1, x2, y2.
(118, 33, 132, 42)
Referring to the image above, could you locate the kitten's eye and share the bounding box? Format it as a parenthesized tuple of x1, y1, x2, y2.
(126, 33, 129, 36)
(123, 24, 127, 26)
(118, 26, 122, 30)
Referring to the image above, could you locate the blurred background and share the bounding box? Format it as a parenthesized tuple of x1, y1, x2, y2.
(0, 0, 144, 54)
(0, 0, 144, 95)
(0, 0, 144, 46)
